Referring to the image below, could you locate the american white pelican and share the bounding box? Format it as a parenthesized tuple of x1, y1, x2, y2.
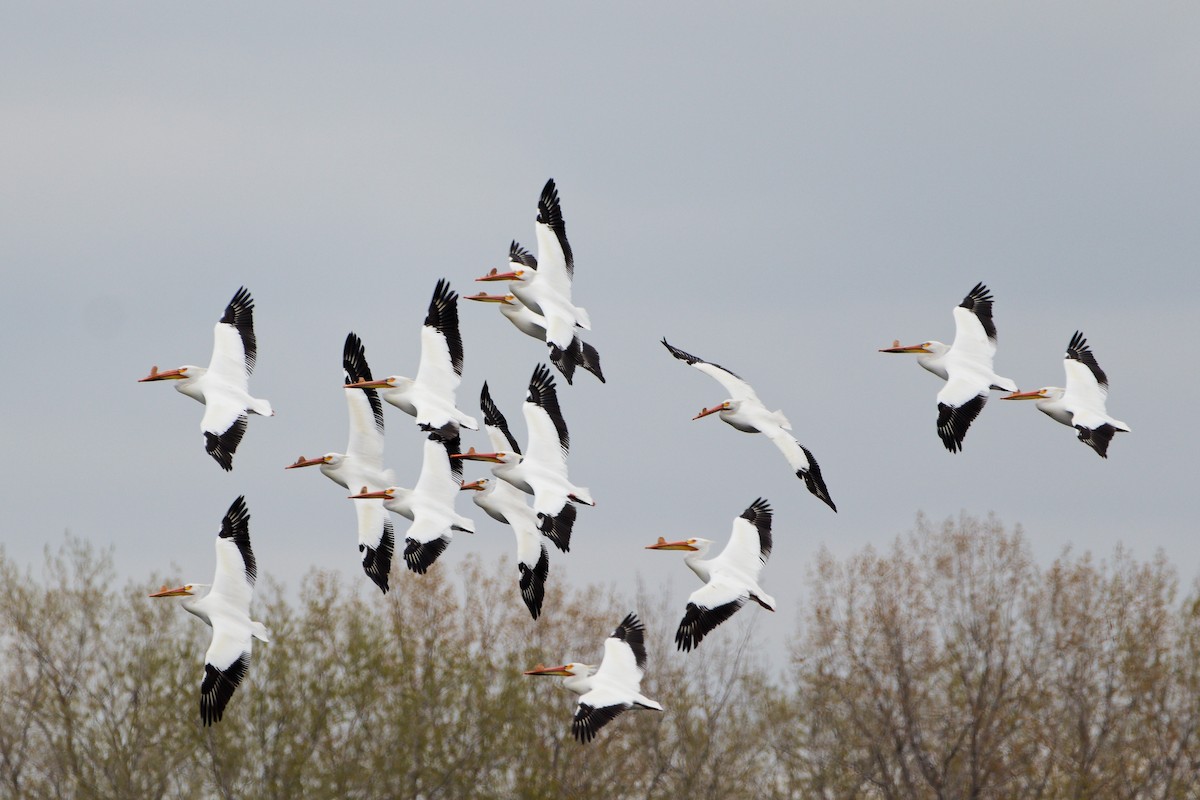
(461, 478, 550, 619)
(1002, 331, 1130, 458)
(453, 367, 593, 541)
(524, 613, 663, 743)
(285, 333, 397, 593)
(661, 338, 836, 512)
(646, 498, 775, 652)
(345, 279, 478, 439)
(476, 180, 592, 369)
(148, 496, 269, 726)
(349, 434, 475, 575)
(879, 282, 1018, 453)
(139, 287, 273, 470)
(468, 241, 605, 384)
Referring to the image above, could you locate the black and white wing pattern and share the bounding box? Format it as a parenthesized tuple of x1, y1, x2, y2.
(572, 613, 651, 743)
(481, 382, 522, 456)
(200, 288, 260, 470)
(661, 338, 760, 404)
(201, 496, 258, 725)
(935, 391, 987, 454)
(1062, 331, 1128, 458)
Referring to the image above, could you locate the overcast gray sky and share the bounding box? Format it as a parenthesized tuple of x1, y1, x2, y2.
(2, 3, 1197, 657)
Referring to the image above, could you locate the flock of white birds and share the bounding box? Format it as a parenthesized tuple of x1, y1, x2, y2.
(139, 179, 1129, 741)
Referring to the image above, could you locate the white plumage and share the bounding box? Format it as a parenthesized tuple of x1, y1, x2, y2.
(662, 338, 836, 511)
(148, 496, 269, 726)
(524, 613, 662, 743)
(139, 287, 273, 470)
(879, 282, 1017, 453)
(285, 333, 396, 593)
(1003, 331, 1130, 458)
(646, 498, 776, 652)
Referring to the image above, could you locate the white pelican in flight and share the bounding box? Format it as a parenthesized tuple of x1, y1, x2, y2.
(462, 478, 550, 619)
(476, 180, 592, 371)
(350, 433, 475, 575)
(285, 333, 397, 593)
(468, 241, 605, 384)
(139, 287, 273, 470)
(524, 613, 662, 743)
(345, 279, 478, 440)
(453, 367, 594, 542)
(661, 339, 836, 512)
(148, 496, 269, 726)
(879, 282, 1018, 453)
(1002, 331, 1130, 458)
(646, 498, 775, 652)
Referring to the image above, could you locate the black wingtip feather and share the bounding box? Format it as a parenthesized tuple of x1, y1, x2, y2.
(937, 395, 987, 453)
(519, 545, 550, 620)
(480, 382, 522, 455)
(1066, 331, 1109, 389)
(539, 503, 574, 552)
(344, 332, 384, 433)
(572, 702, 625, 743)
(660, 338, 742, 380)
(1077, 423, 1118, 458)
(404, 536, 449, 575)
(220, 287, 258, 374)
(360, 518, 394, 594)
(527, 364, 569, 455)
(796, 446, 837, 512)
(675, 600, 744, 653)
(958, 282, 997, 341)
(200, 653, 250, 726)
(580, 341, 605, 383)
(508, 240, 538, 270)
(740, 498, 773, 560)
(205, 416, 247, 471)
(218, 496, 256, 584)
(425, 279, 464, 377)
(610, 613, 648, 670)
(536, 179, 574, 278)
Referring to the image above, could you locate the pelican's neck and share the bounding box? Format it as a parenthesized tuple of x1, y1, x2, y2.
(562, 671, 593, 696)
(684, 544, 714, 583)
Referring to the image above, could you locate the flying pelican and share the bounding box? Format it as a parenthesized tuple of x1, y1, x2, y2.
(349, 434, 475, 575)
(285, 333, 396, 593)
(453, 367, 593, 541)
(524, 613, 662, 742)
(148, 496, 269, 726)
(476, 180, 592, 370)
(1002, 331, 1130, 458)
(879, 282, 1018, 453)
(461, 478, 550, 619)
(139, 287, 273, 470)
(661, 338, 836, 511)
(646, 498, 775, 652)
(468, 241, 605, 385)
(345, 279, 478, 440)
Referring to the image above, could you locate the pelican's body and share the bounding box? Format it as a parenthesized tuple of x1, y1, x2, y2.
(463, 478, 550, 619)
(476, 180, 592, 370)
(524, 613, 662, 742)
(285, 333, 396, 593)
(1003, 331, 1130, 458)
(647, 498, 776, 652)
(352, 434, 475, 574)
(469, 241, 604, 384)
(454, 368, 593, 543)
(880, 282, 1018, 453)
(346, 279, 477, 440)
(149, 496, 268, 725)
(661, 338, 836, 512)
(139, 287, 273, 470)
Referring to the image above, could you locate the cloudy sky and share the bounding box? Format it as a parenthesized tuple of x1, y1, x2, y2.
(3, 3, 1197, 656)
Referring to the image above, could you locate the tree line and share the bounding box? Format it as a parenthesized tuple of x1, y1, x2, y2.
(2, 514, 1197, 799)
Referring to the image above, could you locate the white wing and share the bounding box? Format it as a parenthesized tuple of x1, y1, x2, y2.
(344, 388, 385, 472)
(661, 339, 761, 403)
(714, 514, 769, 582)
(209, 498, 255, 615)
(413, 437, 460, 507)
(949, 305, 997, 367)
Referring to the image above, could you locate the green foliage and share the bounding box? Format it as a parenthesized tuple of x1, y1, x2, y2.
(3, 518, 1199, 799)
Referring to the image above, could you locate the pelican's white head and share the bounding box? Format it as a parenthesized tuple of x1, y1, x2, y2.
(285, 453, 344, 471)
(451, 447, 522, 466)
